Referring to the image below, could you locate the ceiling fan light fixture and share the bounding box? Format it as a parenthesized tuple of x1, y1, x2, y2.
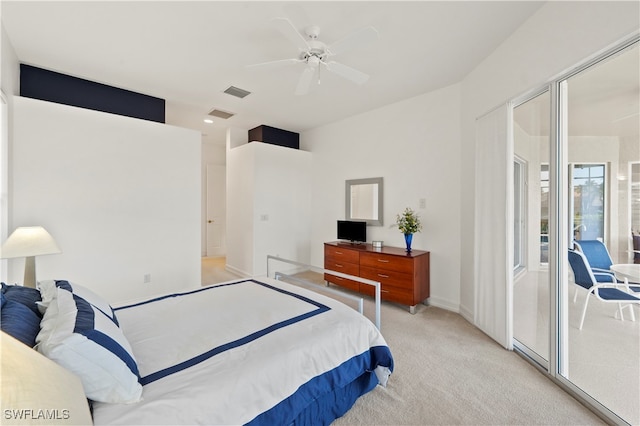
(307, 56, 321, 67)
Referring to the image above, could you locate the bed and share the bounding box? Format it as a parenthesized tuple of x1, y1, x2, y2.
(1, 274, 393, 425)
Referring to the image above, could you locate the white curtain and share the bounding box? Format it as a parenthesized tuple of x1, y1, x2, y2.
(474, 104, 513, 349)
(0, 92, 7, 283)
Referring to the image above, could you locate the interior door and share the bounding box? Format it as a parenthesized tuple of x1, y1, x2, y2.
(206, 164, 226, 257)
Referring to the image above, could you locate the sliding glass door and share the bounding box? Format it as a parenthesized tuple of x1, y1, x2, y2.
(512, 39, 639, 424)
(559, 41, 639, 425)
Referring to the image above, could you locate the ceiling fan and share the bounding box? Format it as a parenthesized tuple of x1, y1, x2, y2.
(248, 17, 379, 96)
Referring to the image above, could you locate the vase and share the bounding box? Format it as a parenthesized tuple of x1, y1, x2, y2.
(404, 233, 413, 252)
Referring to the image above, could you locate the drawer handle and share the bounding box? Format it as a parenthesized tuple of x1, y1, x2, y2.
(378, 274, 389, 278)
(377, 259, 390, 263)
(335, 251, 343, 255)
(335, 264, 344, 268)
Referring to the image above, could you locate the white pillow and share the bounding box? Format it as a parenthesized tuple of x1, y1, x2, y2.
(35, 286, 142, 403)
(38, 280, 118, 323)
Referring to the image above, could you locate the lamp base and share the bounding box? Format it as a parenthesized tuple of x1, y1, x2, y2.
(23, 256, 36, 288)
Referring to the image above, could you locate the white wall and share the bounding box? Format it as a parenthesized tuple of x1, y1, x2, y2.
(226, 139, 312, 277)
(1, 24, 19, 98)
(460, 1, 640, 322)
(9, 96, 201, 303)
(302, 83, 462, 312)
(1, 22, 20, 282)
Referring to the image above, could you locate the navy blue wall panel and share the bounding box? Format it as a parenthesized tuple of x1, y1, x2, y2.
(20, 64, 165, 123)
(248, 125, 299, 149)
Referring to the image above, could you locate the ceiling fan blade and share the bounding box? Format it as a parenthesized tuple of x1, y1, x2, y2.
(327, 26, 378, 56)
(282, 3, 312, 29)
(246, 58, 301, 70)
(272, 17, 309, 52)
(295, 66, 315, 96)
(325, 61, 369, 85)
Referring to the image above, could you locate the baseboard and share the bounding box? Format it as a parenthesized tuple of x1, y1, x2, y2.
(269, 265, 308, 278)
(224, 264, 250, 278)
(427, 295, 460, 313)
(458, 303, 474, 324)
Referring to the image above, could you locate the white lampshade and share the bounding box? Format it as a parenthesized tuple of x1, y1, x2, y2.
(1, 226, 62, 288)
(0, 226, 61, 259)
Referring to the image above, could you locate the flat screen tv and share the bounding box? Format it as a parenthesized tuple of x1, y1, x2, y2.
(337, 220, 367, 243)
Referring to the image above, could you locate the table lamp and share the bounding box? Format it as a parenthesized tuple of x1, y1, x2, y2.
(0, 226, 62, 288)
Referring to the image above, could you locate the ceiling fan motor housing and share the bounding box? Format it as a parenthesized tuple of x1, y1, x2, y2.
(304, 25, 321, 39)
(300, 39, 328, 64)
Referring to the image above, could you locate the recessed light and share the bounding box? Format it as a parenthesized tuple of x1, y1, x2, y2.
(204, 118, 214, 124)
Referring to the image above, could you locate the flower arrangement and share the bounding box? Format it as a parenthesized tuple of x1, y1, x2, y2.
(396, 207, 422, 235)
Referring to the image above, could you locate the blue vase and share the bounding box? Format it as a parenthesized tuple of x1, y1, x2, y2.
(404, 233, 413, 252)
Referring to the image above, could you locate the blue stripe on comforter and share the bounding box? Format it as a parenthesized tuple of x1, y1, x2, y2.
(116, 280, 331, 386)
(247, 345, 394, 426)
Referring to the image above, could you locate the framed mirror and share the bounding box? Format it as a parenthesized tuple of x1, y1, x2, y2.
(345, 177, 383, 226)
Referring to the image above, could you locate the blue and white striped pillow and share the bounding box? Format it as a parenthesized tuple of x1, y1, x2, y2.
(38, 280, 118, 323)
(35, 286, 142, 403)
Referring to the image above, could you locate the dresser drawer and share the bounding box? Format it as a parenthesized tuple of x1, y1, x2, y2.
(360, 252, 414, 274)
(324, 257, 360, 292)
(360, 266, 413, 290)
(382, 287, 414, 306)
(324, 273, 360, 292)
(325, 259, 359, 277)
(358, 279, 414, 306)
(324, 245, 360, 264)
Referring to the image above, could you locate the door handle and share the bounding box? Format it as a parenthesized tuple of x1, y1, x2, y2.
(208, 220, 214, 223)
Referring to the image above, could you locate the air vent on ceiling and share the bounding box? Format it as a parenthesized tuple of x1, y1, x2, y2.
(223, 86, 251, 99)
(208, 109, 235, 119)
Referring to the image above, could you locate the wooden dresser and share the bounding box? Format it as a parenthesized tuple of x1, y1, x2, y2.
(324, 241, 430, 313)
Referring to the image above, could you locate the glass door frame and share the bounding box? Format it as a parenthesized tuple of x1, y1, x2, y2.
(511, 86, 551, 371)
(510, 34, 639, 425)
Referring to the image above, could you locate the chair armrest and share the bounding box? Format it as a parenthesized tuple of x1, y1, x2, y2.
(592, 271, 616, 282)
(591, 283, 640, 300)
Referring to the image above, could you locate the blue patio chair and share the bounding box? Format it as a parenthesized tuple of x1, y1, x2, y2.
(574, 239, 640, 294)
(568, 249, 640, 330)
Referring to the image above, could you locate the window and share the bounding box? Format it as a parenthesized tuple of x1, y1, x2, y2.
(571, 164, 606, 242)
(513, 157, 526, 272)
(540, 164, 549, 264)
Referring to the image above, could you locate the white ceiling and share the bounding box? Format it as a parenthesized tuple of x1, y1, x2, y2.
(514, 43, 639, 137)
(2, 1, 549, 144)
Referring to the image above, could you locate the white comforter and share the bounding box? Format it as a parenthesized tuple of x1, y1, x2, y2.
(92, 278, 392, 425)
